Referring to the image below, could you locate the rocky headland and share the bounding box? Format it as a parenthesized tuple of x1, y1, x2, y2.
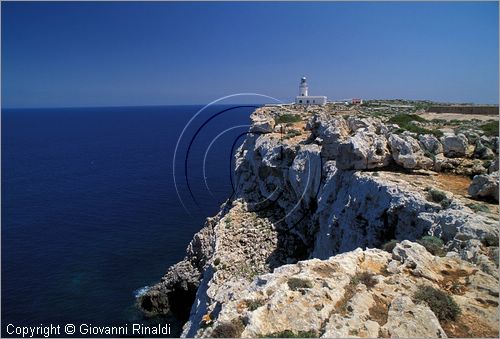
(138, 104, 499, 338)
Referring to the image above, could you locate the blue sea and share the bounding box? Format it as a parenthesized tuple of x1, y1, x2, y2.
(1, 105, 255, 336)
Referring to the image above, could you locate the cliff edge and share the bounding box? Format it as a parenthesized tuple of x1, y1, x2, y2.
(138, 104, 499, 338)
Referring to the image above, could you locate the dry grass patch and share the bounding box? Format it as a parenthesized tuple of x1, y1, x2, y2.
(211, 318, 246, 338)
(434, 173, 471, 197)
(438, 268, 476, 295)
(369, 295, 389, 326)
(311, 263, 339, 278)
(336, 271, 378, 315)
(442, 313, 499, 338)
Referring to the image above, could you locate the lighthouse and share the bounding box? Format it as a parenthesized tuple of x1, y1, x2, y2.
(299, 77, 308, 96)
(295, 77, 327, 105)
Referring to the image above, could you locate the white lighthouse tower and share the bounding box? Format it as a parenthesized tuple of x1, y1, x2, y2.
(299, 77, 308, 96)
(295, 76, 327, 105)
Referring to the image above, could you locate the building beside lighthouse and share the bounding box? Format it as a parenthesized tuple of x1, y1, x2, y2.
(295, 77, 327, 105)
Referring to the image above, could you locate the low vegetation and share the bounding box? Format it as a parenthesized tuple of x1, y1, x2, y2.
(389, 114, 443, 137)
(211, 318, 246, 338)
(483, 159, 492, 169)
(287, 277, 313, 291)
(466, 202, 490, 213)
(351, 271, 378, 289)
(283, 129, 302, 139)
(240, 264, 262, 281)
(423, 149, 436, 161)
(414, 102, 433, 111)
(389, 113, 427, 125)
(370, 110, 391, 118)
(246, 299, 265, 311)
(481, 234, 499, 247)
(381, 239, 399, 253)
(479, 121, 499, 137)
(417, 235, 446, 256)
(428, 187, 447, 202)
(260, 330, 317, 338)
(275, 114, 302, 125)
(414, 285, 461, 321)
(336, 271, 378, 315)
(426, 187, 452, 209)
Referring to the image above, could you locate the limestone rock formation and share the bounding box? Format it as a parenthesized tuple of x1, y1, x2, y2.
(419, 134, 443, 155)
(139, 106, 499, 338)
(388, 134, 433, 169)
(197, 242, 498, 338)
(250, 108, 276, 133)
(381, 296, 446, 338)
(468, 172, 499, 202)
(441, 134, 468, 158)
(336, 129, 392, 170)
(473, 139, 495, 160)
(308, 114, 350, 160)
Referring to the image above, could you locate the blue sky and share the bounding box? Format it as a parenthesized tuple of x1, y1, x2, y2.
(2, 1, 498, 108)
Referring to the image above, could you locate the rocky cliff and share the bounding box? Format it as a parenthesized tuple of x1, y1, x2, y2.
(138, 105, 499, 338)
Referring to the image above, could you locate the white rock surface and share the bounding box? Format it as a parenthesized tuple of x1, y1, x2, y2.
(468, 171, 499, 202)
(140, 107, 499, 338)
(441, 133, 468, 158)
(388, 133, 433, 169)
(196, 243, 497, 338)
(381, 295, 447, 338)
(419, 134, 444, 155)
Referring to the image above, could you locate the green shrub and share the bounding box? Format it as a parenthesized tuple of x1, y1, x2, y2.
(287, 277, 313, 291)
(351, 271, 378, 289)
(427, 128, 443, 138)
(283, 129, 302, 139)
(414, 285, 461, 321)
(414, 102, 433, 111)
(482, 234, 499, 247)
(382, 240, 399, 253)
(427, 188, 452, 209)
(246, 299, 265, 311)
(240, 264, 261, 280)
(402, 125, 442, 138)
(423, 150, 436, 161)
(213, 258, 221, 266)
(388, 114, 442, 137)
(211, 318, 245, 338)
(466, 203, 490, 213)
(260, 330, 317, 338)
(428, 188, 447, 202)
(418, 235, 446, 256)
(483, 160, 493, 169)
(388, 114, 427, 125)
(479, 121, 499, 137)
(275, 114, 302, 125)
(431, 119, 448, 125)
(439, 198, 452, 209)
(370, 110, 391, 118)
